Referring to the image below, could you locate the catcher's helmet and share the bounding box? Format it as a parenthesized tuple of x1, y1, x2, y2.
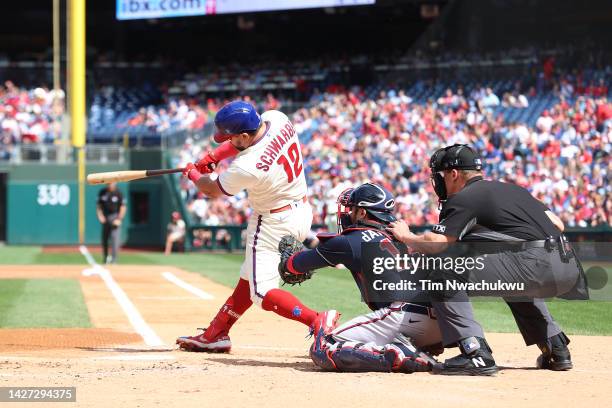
(337, 183, 396, 232)
(213, 101, 262, 143)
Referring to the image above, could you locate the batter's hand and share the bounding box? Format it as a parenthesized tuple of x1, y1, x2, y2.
(195, 151, 218, 174)
(386, 220, 412, 243)
(112, 219, 122, 227)
(183, 163, 202, 183)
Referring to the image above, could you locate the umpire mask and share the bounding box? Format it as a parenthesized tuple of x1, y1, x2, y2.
(429, 148, 449, 202)
(429, 144, 483, 202)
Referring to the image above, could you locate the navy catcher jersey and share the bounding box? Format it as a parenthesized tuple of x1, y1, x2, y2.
(291, 225, 408, 310)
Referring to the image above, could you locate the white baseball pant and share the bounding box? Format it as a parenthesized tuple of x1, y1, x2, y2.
(240, 200, 313, 306)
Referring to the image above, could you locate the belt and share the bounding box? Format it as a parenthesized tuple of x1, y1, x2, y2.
(481, 238, 557, 252)
(401, 303, 436, 320)
(517, 239, 555, 249)
(270, 196, 307, 214)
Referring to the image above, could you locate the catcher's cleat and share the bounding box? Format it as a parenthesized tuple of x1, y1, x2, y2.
(176, 328, 231, 353)
(311, 310, 341, 340)
(432, 336, 498, 376)
(536, 332, 573, 371)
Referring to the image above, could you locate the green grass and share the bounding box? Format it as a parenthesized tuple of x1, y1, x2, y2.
(0, 279, 91, 328)
(0, 246, 610, 335)
(0, 245, 41, 264)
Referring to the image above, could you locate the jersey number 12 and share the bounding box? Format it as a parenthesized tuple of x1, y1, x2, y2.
(277, 142, 303, 183)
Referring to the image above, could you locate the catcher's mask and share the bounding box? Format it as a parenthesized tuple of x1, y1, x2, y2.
(336, 183, 396, 233)
(429, 144, 482, 203)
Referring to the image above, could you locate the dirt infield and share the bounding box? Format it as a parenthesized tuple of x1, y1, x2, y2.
(0, 264, 610, 408)
(0, 329, 141, 352)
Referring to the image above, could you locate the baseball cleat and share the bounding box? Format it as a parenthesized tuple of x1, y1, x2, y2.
(312, 310, 341, 339)
(536, 332, 573, 371)
(432, 336, 498, 376)
(176, 328, 231, 353)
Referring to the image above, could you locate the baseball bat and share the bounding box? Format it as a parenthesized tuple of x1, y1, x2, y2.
(87, 168, 184, 185)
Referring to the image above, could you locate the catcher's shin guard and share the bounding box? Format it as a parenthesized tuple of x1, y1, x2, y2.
(310, 339, 434, 373)
(309, 327, 337, 371)
(322, 341, 393, 372)
(385, 335, 436, 373)
(536, 332, 572, 371)
(309, 321, 385, 372)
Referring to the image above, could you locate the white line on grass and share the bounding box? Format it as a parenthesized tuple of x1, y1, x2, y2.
(79, 245, 165, 347)
(161, 271, 214, 300)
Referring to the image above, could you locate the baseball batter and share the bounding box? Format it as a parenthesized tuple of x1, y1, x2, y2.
(176, 101, 339, 352)
(277, 183, 441, 373)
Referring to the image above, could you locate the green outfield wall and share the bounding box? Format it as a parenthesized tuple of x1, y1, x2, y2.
(0, 149, 179, 246)
(5, 163, 129, 245)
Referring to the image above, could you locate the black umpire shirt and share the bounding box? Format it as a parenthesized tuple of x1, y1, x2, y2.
(97, 188, 124, 217)
(433, 176, 560, 241)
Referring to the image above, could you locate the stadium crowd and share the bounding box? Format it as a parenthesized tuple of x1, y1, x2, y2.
(176, 88, 610, 237)
(122, 94, 283, 135)
(0, 81, 64, 160)
(2, 49, 609, 236)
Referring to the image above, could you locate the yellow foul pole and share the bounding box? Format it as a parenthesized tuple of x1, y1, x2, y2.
(69, 0, 86, 243)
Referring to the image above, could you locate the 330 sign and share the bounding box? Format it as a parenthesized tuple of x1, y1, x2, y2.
(37, 184, 71, 206)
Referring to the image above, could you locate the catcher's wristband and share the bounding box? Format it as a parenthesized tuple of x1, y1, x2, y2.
(286, 254, 302, 275)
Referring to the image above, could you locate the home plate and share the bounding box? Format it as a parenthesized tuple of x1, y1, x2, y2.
(97, 354, 175, 361)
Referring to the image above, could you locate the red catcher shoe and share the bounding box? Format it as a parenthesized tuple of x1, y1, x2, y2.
(312, 310, 341, 338)
(176, 328, 231, 353)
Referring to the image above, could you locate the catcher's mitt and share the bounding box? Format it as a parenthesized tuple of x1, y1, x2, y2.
(278, 235, 313, 285)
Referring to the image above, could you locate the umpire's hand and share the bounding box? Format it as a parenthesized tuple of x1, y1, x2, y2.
(386, 220, 413, 243)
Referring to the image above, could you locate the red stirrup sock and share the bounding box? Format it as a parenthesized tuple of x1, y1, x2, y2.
(261, 288, 318, 327)
(203, 278, 252, 340)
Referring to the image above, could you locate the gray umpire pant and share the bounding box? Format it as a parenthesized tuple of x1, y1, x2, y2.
(431, 247, 586, 346)
(102, 214, 120, 263)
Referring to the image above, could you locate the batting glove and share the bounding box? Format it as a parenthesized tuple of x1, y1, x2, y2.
(183, 162, 202, 183)
(195, 151, 219, 174)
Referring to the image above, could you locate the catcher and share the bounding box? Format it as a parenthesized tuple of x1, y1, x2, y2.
(278, 183, 441, 373)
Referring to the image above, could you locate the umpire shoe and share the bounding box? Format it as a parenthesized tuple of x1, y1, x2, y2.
(536, 332, 573, 371)
(433, 336, 498, 376)
(176, 328, 231, 353)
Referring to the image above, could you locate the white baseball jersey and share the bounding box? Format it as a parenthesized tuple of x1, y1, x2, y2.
(217, 110, 307, 214)
(216, 110, 313, 306)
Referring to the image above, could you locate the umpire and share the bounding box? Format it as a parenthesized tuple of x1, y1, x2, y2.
(388, 144, 588, 376)
(96, 182, 126, 264)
